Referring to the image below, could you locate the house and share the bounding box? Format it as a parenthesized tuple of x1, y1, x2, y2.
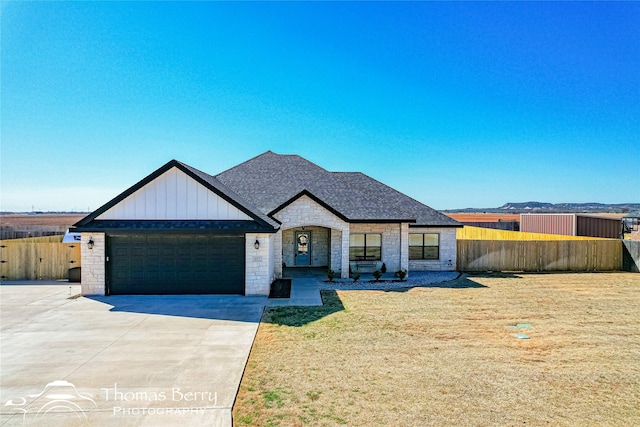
(74, 151, 461, 295)
(445, 213, 520, 231)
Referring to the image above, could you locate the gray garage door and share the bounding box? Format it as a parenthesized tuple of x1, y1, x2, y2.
(107, 234, 245, 295)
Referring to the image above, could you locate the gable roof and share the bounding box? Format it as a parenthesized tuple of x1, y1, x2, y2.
(216, 151, 461, 227)
(74, 160, 279, 231)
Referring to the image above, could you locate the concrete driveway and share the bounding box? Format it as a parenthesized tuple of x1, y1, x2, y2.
(0, 282, 266, 426)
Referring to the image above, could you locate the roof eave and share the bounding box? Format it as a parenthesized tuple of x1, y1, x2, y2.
(409, 223, 464, 228)
(72, 220, 277, 234)
(349, 219, 417, 224)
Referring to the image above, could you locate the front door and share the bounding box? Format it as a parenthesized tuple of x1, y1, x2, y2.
(295, 231, 311, 266)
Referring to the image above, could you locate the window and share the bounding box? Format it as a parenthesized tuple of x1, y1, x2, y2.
(349, 233, 382, 261)
(409, 233, 439, 260)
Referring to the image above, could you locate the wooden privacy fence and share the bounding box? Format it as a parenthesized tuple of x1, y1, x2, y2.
(457, 226, 605, 241)
(0, 236, 81, 280)
(458, 239, 622, 272)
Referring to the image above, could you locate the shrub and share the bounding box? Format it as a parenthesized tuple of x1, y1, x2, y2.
(352, 272, 361, 283)
(396, 269, 407, 281)
(381, 263, 387, 273)
(327, 269, 336, 282)
(372, 270, 382, 281)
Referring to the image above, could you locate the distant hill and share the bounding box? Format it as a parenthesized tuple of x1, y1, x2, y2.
(444, 202, 640, 214)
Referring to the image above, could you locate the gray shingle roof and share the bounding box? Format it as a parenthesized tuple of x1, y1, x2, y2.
(216, 151, 460, 227)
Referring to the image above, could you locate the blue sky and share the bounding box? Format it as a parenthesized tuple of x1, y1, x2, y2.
(2, 1, 639, 212)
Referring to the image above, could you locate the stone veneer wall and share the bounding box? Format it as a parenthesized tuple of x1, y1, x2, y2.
(408, 227, 457, 271)
(282, 226, 330, 267)
(245, 233, 275, 295)
(80, 233, 106, 295)
(273, 195, 350, 278)
(349, 223, 402, 272)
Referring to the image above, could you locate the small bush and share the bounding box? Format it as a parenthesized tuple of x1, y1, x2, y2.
(372, 270, 382, 281)
(381, 263, 387, 273)
(352, 272, 361, 283)
(396, 269, 407, 281)
(327, 269, 336, 282)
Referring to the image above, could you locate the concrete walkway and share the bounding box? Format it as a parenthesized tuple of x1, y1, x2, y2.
(266, 277, 323, 307)
(266, 271, 459, 307)
(0, 282, 266, 427)
(320, 271, 460, 290)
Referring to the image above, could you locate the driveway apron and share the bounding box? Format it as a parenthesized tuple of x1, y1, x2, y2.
(0, 283, 266, 427)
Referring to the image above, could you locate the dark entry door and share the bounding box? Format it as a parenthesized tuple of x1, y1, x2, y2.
(295, 231, 311, 266)
(108, 233, 245, 295)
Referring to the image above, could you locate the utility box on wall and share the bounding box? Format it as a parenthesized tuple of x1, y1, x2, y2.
(68, 267, 81, 282)
(269, 278, 292, 298)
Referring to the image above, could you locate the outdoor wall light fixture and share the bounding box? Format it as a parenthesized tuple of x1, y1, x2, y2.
(254, 239, 260, 250)
(88, 238, 95, 250)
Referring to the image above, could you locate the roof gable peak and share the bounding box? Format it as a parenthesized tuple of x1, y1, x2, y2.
(74, 160, 279, 230)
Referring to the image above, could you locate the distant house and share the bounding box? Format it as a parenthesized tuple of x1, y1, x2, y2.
(520, 213, 621, 239)
(445, 213, 520, 231)
(74, 151, 461, 296)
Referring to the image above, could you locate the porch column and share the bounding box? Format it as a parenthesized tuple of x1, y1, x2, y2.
(330, 229, 342, 273)
(400, 223, 409, 276)
(340, 227, 350, 278)
(274, 229, 283, 278)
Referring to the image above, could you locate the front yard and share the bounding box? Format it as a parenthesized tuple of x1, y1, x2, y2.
(233, 272, 640, 426)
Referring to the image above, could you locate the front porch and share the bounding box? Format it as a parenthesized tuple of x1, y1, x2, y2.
(280, 225, 349, 278)
(282, 266, 328, 278)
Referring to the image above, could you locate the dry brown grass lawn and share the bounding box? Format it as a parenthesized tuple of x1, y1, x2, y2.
(233, 273, 640, 426)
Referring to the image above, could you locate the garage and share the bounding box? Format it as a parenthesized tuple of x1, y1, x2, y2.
(107, 233, 245, 295)
(73, 160, 280, 296)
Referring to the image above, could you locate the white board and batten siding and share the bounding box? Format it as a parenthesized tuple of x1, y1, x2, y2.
(97, 167, 252, 221)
